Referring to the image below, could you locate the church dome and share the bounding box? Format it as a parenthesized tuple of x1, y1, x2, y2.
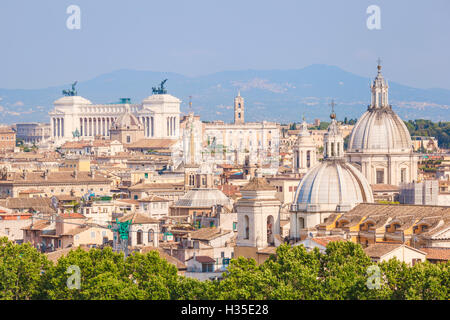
(347, 63, 413, 153)
(112, 105, 142, 129)
(292, 108, 374, 213)
(348, 108, 412, 153)
(292, 160, 374, 212)
(174, 188, 232, 209)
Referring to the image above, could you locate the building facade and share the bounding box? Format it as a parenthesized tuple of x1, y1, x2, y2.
(16, 123, 51, 144)
(49, 93, 181, 145)
(290, 111, 374, 241)
(0, 127, 16, 152)
(346, 63, 419, 186)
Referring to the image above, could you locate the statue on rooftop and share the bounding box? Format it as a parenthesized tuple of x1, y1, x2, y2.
(72, 128, 80, 138)
(152, 79, 168, 94)
(62, 81, 78, 96)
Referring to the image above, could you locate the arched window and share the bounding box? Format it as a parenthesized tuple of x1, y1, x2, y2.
(137, 229, 143, 245)
(148, 229, 154, 244)
(244, 215, 249, 239)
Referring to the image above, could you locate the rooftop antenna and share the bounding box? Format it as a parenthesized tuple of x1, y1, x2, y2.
(377, 57, 382, 73)
(329, 99, 336, 120)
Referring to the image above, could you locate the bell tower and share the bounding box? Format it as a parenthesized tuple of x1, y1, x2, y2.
(234, 90, 244, 125)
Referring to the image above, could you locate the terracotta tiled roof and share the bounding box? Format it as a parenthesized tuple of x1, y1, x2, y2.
(364, 243, 426, 259)
(138, 195, 169, 202)
(56, 195, 80, 202)
(0, 127, 14, 133)
(60, 141, 91, 149)
(140, 246, 187, 270)
(185, 227, 231, 241)
(364, 243, 403, 258)
(0, 198, 55, 213)
(118, 212, 159, 224)
(128, 182, 184, 191)
(61, 225, 91, 236)
(195, 255, 216, 263)
(126, 139, 177, 149)
(348, 203, 450, 219)
(218, 184, 241, 197)
(59, 212, 86, 219)
(115, 199, 140, 205)
(421, 247, 450, 261)
(370, 184, 400, 192)
(22, 219, 51, 231)
(45, 246, 90, 262)
(0, 171, 110, 184)
(18, 189, 44, 194)
(311, 236, 346, 247)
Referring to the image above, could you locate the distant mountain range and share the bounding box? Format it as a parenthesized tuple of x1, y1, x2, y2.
(1, 64, 449, 124)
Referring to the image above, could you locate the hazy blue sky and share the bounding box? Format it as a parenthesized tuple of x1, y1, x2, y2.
(1, 0, 449, 89)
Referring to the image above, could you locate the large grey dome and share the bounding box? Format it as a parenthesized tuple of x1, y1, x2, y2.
(292, 160, 374, 213)
(348, 63, 413, 154)
(348, 107, 412, 153)
(292, 114, 374, 213)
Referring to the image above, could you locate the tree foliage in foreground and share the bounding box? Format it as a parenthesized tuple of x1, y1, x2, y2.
(0, 237, 448, 300)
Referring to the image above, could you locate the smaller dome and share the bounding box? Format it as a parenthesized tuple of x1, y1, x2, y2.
(292, 160, 374, 212)
(112, 105, 142, 129)
(174, 188, 232, 209)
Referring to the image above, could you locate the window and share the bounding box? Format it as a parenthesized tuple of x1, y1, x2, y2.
(148, 229, 154, 243)
(401, 168, 406, 183)
(126, 136, 131, 143)
(244, 215, 249, 239)
(91, 232, 95, 239)
(137, 230, 143, 245)
(376, 169, 384, 184)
